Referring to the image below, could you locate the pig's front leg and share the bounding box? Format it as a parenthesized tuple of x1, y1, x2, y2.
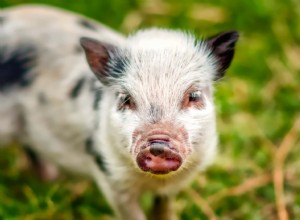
(150, 195, 178, 220)
(112, 193, 146, 220)
(93, 171, 146, 220)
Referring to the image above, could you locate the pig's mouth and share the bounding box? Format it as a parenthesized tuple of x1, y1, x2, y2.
(136, 139, 183, 175)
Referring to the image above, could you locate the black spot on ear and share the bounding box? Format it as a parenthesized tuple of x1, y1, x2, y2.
(38, 93, 47, 105)
(70, 77, 86, 99)
(78, 19, 97, 31)
(109, 55, 129, 76)
(93, 89, 102, 110)
(85, 137, 109, 174)
(206, 31, 239, 80)
(0, 44, 36, 91)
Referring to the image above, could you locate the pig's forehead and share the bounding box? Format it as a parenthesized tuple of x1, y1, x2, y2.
(121, 28, 217, 85)
(126, 28, 207, 57)
(127, 28, 196, 50)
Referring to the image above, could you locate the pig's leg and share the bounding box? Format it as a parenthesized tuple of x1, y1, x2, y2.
(93, 170, 146, 220)
(23, 145, 59, 181)
(114, 194, 146, 220)
(151, 195, 177, 220)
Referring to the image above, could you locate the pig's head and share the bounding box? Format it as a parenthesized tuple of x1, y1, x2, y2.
(80, 29, 238, 176)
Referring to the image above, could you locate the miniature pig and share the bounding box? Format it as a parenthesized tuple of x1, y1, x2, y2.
(0, 4, 238, 220)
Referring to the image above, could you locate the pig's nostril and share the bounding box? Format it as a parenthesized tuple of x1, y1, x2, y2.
(149, 143, 166, 156)
(145, 156, 151, 161)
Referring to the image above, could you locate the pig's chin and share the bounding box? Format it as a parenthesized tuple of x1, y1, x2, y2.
(136, 146, 183, 175)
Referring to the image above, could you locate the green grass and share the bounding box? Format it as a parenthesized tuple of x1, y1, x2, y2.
(1, 0, 300, 219)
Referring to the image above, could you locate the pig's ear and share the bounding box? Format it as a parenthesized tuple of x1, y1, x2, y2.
(206, 31, 239, 80)
(80, 37, 118, 85)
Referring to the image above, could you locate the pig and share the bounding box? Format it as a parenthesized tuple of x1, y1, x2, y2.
(0, 4, 239, 220)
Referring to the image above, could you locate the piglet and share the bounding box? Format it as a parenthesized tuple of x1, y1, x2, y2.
(0, 5, 238, 220)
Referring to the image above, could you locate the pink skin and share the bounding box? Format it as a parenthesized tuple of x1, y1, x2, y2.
(136, 146, 182, 174)
(132, 122, 190, 175)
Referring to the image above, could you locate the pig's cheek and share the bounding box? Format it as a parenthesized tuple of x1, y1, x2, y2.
(130, 137, 146, 156)
(172, 138, 191, 158)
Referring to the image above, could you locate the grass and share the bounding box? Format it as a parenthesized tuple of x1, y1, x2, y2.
(1, 0, 300, 219)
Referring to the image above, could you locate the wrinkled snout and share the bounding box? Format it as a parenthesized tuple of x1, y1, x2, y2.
(133, 122, 190, 175)
(137, 138, 182, 174)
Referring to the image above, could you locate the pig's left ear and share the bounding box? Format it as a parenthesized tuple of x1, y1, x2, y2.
(80, 37, 118, 85)
(206, 31, 239, 80)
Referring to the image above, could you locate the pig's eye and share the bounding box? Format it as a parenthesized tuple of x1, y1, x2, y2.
(182, 90, 204, 109)
(118, 93, 136, 110)
(189, 91, 202, 102)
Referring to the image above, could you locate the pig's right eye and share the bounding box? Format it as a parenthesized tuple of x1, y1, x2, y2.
(118, 93, 136, 111)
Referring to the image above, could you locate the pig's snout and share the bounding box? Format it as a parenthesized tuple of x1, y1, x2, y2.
(136, 138, 182, 175)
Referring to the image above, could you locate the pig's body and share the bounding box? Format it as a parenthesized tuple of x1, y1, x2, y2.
(0, 5, 238, 220)
(0, 4, 125, 177)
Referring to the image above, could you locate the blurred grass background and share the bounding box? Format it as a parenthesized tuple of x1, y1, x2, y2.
(1, 0, 300, 219)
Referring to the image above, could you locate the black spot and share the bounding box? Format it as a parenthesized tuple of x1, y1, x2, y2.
(0, 16, 5, 24)
(38, 93, 47, 105)
(0, 45, 36, 91)
(94, 154, 108, 173)
(78, 19, 98, 31)
(90, 79, 102, 128)
(108, 55, 129, 78)
(85, 137, 109, 174)
(85, 137, 94, 154)
(93, 89, 102, 110)
(70, 77, 86, 99)
(89, 78, 97, 92)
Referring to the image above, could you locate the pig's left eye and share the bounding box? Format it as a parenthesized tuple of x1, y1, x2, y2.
(118, 93, 136, 110)
(182, 90, 204, 109)
(189, 91, 202, 102)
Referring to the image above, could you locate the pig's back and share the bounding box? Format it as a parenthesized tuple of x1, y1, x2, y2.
(0, 5, 123, 175)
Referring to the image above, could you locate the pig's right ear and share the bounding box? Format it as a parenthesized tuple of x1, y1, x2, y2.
(80, 37, 117, 85)
(206, 31, 239, 80)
